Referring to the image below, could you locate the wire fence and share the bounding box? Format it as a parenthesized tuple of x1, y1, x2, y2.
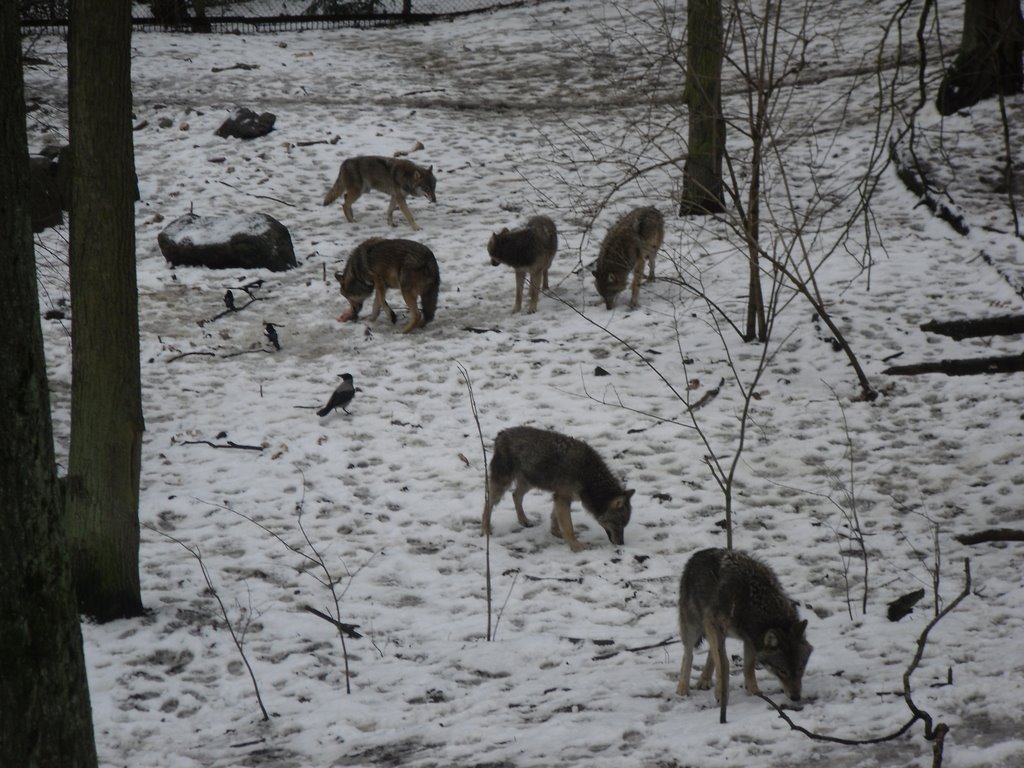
(20, 0, 537, 31)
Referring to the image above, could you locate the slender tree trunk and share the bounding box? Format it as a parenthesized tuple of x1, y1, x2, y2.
(680, 0, 726, 215)
(66, 0, 145, 621)
(937, 0, 1024, 115)
(744, 119, 766, 341)
(0, 5, 99, 764)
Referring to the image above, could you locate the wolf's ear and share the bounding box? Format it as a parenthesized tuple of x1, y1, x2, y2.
(428, 165, 434, 173)
(334, 271, 344, 283)
(764, 629, 780, 649)
(797, 620, 808, 635)
(624, 489, 636, 500)
(590, 269, 598, 277)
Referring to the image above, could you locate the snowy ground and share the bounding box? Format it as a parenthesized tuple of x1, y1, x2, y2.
(23, 1, 1024, 766)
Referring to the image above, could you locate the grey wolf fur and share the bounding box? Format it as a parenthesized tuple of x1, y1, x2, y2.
(317, 373, 355, 417)
(487, 215, 558, 314)
(335, 238, 440, 333)
(323, 156, 437, 231)
(593, 206, 664, 309)
(676, 548, 812, 707)
(480, 425, 634, 552)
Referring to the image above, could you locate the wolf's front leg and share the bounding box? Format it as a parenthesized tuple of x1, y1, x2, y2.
(512, 271, 525, 314)
(742, 640, 761, 695)
(390, 193, 420, 231)
(372, 283, 397, 323)
(705, 620, 729, 708)
(629, 262, 643, 308)
(676, 641, 695, 696)
(551, 498, 584, 552)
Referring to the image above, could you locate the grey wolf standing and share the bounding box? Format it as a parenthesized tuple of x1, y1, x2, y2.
(480, 425, 634, 552)
(676, 548, 812, 708)
(592, 206, 664, 309)
(335, 238, 440, 333)
(317, 373, 355, 417)
(486, 215, 558, 314)
(323, 156, 437, 231)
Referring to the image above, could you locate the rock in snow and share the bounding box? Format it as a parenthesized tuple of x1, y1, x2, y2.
(157, 212, 296, 271)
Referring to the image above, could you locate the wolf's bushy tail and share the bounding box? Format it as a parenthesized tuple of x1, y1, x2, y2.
(323, 172, 343, 206)
(421, 266, 440, 325)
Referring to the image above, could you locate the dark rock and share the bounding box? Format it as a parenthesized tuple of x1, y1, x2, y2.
(215, 108, 276, 140)
(887, 588, 926, 622)
(157, 212, 296, 272)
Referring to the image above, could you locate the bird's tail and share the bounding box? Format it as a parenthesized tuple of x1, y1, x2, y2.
(316, 405, 331, 418)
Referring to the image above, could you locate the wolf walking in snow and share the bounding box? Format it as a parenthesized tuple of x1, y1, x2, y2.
(335, 238, 440, 333)
(323, 155, 437, 231)
(676, 548, 812, 708)
(480, 426, 634, 552)
(592, 206, 664, 309)
(486, 215, 558, 314)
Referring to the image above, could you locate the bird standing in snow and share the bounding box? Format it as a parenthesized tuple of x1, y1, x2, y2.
(224, 289, 236, 311)
(317, 373, 355, 417)
(264, 322, 281, 350)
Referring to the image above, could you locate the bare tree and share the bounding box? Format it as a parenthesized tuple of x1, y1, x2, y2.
(679, 0, 726, 216)
(0, 4, 98, 762)
(64, 0, 145, 620)
(937, 0, 1024, 116)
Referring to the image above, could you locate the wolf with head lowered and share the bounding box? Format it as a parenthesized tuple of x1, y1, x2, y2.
(593, 206, 664, 309)
(323, 155, 437, 231)
(480, 426, 634, 552)
(335, 238, 439, 333)
(487, 215, 558, 314)
(676, 548, 812, 710)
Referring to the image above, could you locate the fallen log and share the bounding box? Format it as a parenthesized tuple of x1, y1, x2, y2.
(955, 529, 1024, 545)
(884, 353, 1024, 376)
(920, 315, 1024, 340)
(889, 138, 969, 236)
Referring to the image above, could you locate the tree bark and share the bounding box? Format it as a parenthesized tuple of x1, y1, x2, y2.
(0, 4, 99, 764)
(679, 0, 726, 215)
(936, 0, 1024, 115)
(66, 0, 145, 621)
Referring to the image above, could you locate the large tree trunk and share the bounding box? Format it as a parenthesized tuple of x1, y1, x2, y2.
(0, 5, 99, 765)
(679, 0, 726, 215)
(66, 0, 146, 621)
(937, 0, 1024, 115)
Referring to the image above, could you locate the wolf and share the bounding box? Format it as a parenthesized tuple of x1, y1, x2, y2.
(676, 548, 812, 708)
(480, 425, 634, 552)
(334, 238, 440, 333)
(486, 215, 558, 314)
(592, 206, 664, 309)
(323, 155, 437, 231)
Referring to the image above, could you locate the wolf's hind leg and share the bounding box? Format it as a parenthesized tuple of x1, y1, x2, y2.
(481, 474, 510, 536)
(511, 481, 533, 528)
(342, 189, 360, 223)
